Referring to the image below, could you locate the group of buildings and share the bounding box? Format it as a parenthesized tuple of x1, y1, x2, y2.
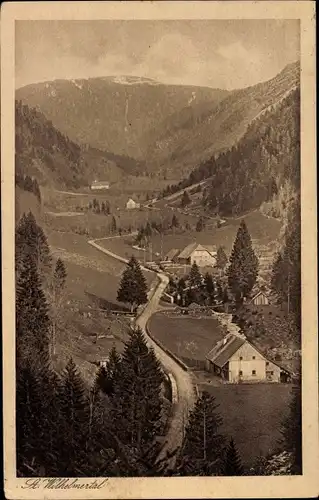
(90, 181, 141, 209)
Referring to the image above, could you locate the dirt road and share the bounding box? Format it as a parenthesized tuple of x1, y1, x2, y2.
(88, 237, 196, 459)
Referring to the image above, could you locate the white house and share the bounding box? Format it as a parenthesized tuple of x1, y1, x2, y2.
(126, 198, 140, 210)
(177, 242, 217, 267)
(91, 180, 110, 190)
(205, 333, 291, 383)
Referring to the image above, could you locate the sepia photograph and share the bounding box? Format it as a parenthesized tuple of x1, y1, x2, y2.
(1, 1, 317, 499)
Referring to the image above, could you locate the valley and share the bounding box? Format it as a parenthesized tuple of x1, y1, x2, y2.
(15, 55, 301, 476)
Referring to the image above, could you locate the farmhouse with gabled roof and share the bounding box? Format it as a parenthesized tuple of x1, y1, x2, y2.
(205, 332, 291, 383)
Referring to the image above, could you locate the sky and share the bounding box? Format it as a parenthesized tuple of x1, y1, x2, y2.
(15, 20, 300, 90)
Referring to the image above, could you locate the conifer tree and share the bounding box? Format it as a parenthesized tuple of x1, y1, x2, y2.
(171, 214, 179, 228)
(181, 190, 191, 208)
(95, 346, 122, 396)
(110, 328, 164, 453)
(177, 391, 226, 476)
(58, 358, 90, 476)
(111, 215, 117, 234)
(48, 258, 67, 356)
(227, 220, 259, 302)
(196, 217, 205, 232)
(204, 273, 215, 305)
(216, 246, 228, 275)
(16, 252, 51, 363)
(189, 261, 202, 289)
(117, 256, 148, 312)
(222, 438, 244, 476)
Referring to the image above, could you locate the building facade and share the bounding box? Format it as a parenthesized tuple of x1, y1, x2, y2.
(126, 198, 140, 209)
(177, 243, 217, 267)
(91, 180, 110, 190)
(250, 291, 270, 306)
(206, 334, 289, 383)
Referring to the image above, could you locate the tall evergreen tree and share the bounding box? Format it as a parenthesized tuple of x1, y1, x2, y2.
(204, 272, 215, 305)
(16, 252, 51, 363)
(117, 256, 148, 311)
(189, 261, 202, 289)
(95, 346, 122, 396)
(171, 214, 179, 228)
(110, 328, 164, 453)
(47, 258, 67, 356)
(177, 391, 226, 476)
(181, 190, 191, 208)
(58, 358, 90, 476)
(216, 246, 228, 275)
(111, 215, 117, 234)
(227, 220, 259, 301)
(222, 438, 244, 476)
(196, 217, 205, 232)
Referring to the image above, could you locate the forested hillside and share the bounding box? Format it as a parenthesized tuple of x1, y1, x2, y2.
(15, 101, 144, 189)
(163, 87, 300, 218)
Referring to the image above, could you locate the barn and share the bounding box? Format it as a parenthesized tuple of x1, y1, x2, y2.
(177, 242, 217, 267)
(250, 290, 270, 306)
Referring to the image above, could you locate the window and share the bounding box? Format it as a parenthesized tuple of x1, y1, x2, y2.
(270, 371, 274, 375)
(252, 356, 256, 360)
(239, 356, 243, 360)
(266, 361, 269, 366)
(239, 370, 243, 376)
(252, 370, 256, 375)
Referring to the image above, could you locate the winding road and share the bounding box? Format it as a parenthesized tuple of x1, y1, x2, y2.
(88, 238, 196, 459)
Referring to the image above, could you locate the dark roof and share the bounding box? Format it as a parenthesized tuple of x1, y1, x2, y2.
(206, 334, 246, 368)
(165, 248, 180, 260)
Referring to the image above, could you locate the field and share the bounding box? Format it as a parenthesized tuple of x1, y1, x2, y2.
(199, 383, 293, 467)
(99, 210, 281, 272)
(148, 312, 225, 363)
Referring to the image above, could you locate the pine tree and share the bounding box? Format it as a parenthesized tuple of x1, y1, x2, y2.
(216, 246, 228, 275)
(196, 217, 205, 232)
(204, 273, 215, 305)
(222, 438, 244, 476)
(189, 262, 202, 289)
(47, 258, 67, 356)
(280, 384, 302, 474)
(110, 328, 164, 453)
(58, 358, 90, 476)
(117, 257, 148, 312)
(227, 220, 259, 302)
(16, 211, 52, 283)
(177, 392, 226, 475)
(16, 252, 51, 363)
(171, 214, 179, 228)
(111, 216, 117, 234)
(181, 190, 191, 208)
(95, 347, 122, 396)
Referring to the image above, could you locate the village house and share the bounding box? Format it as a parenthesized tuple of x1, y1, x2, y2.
(205, 333, 291, 383)
(126, 198, 140, 210)
(91, 180, 110, 190)
(177, 242, 217, 267)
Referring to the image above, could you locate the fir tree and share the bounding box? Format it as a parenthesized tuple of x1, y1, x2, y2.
(58, 358, 90, 476)
(117, 256, 148, 312)
(47, 258, 67, 356)
(95, 346, 122, 396)
(111, 216, 117, 234)
(16, 252, 51, 363)
(181, 190, 191, 208)
(216, 246, 228, 275)
(110, 328, 164, 453)
(196, 217, 205, 232)
(222, 438, 244, 476)
(177, 392, 226, 475)
(189, 262, 202, 289)
(227, 220, 259, 302)
(204, 273, 215, 305)
(171, 214, 179, 228)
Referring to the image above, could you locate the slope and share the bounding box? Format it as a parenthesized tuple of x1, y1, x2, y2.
(147, 61, 300, 178)
(15, 100, 144, 189)
(16, 77, 228, 163)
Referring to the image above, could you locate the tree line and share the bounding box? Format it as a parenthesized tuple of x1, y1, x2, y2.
(15, 172, 41, 203)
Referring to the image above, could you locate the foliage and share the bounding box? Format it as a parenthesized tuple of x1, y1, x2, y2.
(181, 190, 191, 208)
(177, 391, 226, 475)
(227, 220, 259, 301)
(188, 262, 203, 289)
(222, 438, 244, 476)
(279, 384, 302, 474)
(216, 246, 228, 272)
(117, 256, 148, 311)
(196, 217, 205, 232)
